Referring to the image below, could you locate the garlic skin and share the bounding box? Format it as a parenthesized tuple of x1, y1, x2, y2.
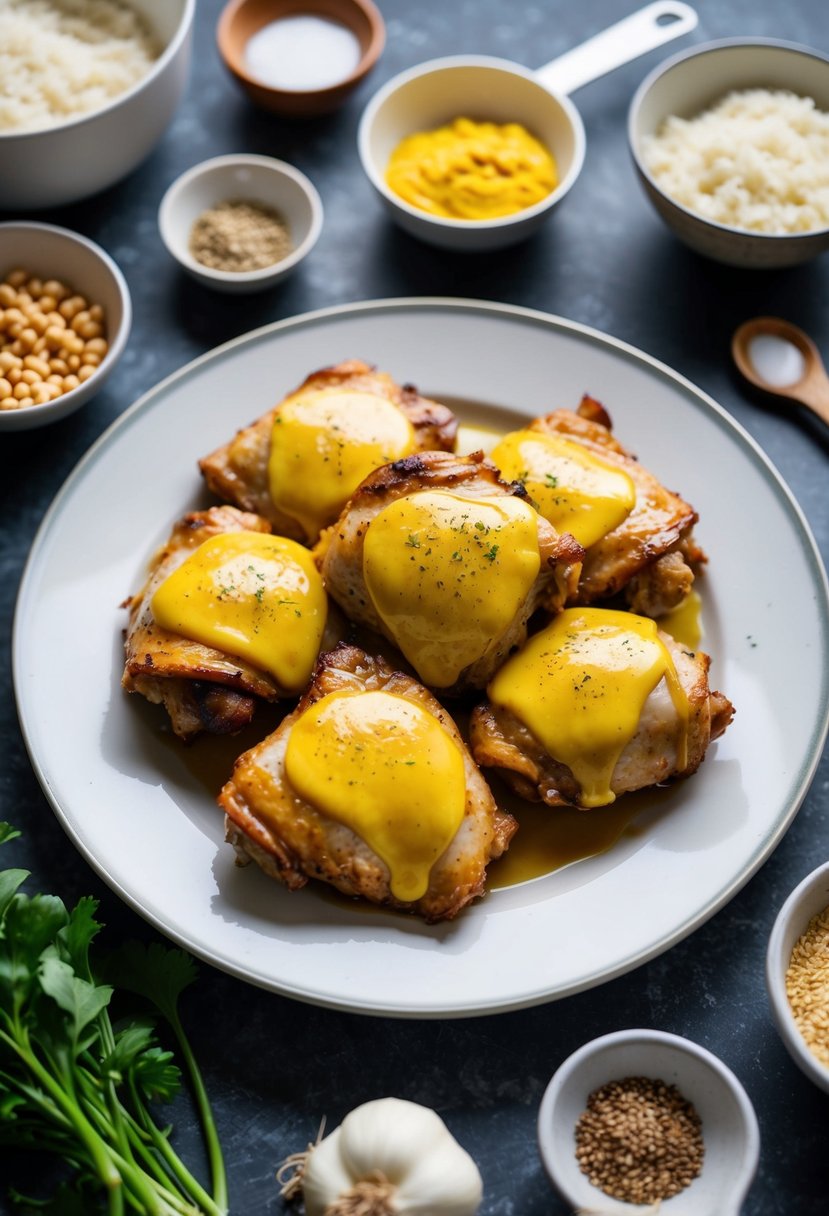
(302, 1097, 484, 1216)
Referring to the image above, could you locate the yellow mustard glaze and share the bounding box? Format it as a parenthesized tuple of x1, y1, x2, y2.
(491, 429, 636, 547)
(284, 689, 467, 902)
(658, 589, 703, 650)
(385, 117, 558, 220)
(488, 607, 689, 808)
(362, 490, 541, 688)
(267, 388, 416, 541)
(150, 532, 327, 691)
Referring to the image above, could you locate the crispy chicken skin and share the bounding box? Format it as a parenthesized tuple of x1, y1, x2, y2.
(122, 505, 338, 741)
(528, 396, 704, 614)
(315, 451, 583, 694)
(198, 359, 458, 542)
(469, 633, 734, 809)
(220, 643, 517, 922)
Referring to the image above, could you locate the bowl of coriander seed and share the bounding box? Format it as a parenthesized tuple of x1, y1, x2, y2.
(158, 153, 323, 292)
(537, 1028, 760, 1216)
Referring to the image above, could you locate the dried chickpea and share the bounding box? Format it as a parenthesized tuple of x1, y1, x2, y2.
(59, 295, 86, 320)
(23, 355, 50, 378)
(1, 267, 107, 411)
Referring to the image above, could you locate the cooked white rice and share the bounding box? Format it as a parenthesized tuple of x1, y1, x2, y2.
(0, 0, 160, 134)
(642, 89, 829, 234)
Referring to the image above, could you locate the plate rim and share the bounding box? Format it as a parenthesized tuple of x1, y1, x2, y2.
(13, 296, 829, 1018)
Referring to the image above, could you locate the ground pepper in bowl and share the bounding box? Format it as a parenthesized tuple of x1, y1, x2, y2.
(574, 1075, 704, 1205)
(189, 199, 293, 272)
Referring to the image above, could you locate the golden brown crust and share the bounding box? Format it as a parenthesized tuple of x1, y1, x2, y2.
(315, 450, 583, 694)
(528, 397, 702, 611)
(469, 633, 734, 809)
(219, 642, 517, 922)
(198, 359, 458, 542)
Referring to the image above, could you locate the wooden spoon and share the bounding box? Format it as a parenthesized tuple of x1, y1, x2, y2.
(732, 317, 829, 428)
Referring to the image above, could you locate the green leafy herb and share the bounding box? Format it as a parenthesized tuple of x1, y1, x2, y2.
(0, 824, 227, 1215)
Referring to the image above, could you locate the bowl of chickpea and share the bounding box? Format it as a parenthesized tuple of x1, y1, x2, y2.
(0, 222, 131, 432)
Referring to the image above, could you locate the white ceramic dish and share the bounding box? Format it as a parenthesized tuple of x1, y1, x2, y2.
(12, 299, 829, 1017)
(0, 0, 195, 211)
(629, 39, 829, 268)
(0, 223, 131, 433)
(158, 154, 323, 293)
(766, 860, 829, 1094)
(537, 1029, 760, 1215)
(358, 1, 697, 251)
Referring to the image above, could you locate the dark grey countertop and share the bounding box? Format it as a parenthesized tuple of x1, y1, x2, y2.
(2, 1, 829, 1212)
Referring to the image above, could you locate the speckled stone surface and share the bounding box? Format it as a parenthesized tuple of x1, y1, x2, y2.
(1, 1, 828, 1213)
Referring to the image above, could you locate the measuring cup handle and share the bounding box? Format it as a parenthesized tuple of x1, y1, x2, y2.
(534, 1, 698, 96)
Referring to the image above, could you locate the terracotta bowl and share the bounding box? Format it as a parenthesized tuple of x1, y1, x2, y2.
(217, 0, 385, 117)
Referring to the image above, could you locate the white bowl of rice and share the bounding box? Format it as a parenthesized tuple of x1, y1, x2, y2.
(628, 39, 829, 269)
(0, 0, 196, 211)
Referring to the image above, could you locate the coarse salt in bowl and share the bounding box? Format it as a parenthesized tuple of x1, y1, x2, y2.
(537, 1029, 760, 1216)
(766, 860, 829, 1095)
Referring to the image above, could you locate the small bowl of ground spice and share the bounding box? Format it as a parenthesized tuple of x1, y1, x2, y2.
(767, 859, 829, 1095)
(537, 1028, 760, 1215)
(158, 153, 323, 292)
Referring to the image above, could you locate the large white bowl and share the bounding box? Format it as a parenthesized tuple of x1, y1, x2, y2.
(628, 39, 829, 268)
(158, 154, 323, 293)
(537, 1029, 760, 1216)
(766, 860, 829, 1094)
(0, 223, 131, 432)
(0, 0, 195, 211)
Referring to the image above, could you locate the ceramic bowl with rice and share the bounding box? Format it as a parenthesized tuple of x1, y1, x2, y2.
(0, 0, 196, 211)
(628, 39, 829, 268)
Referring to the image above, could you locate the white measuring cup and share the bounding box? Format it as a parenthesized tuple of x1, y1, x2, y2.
(358, 1, 698, 250)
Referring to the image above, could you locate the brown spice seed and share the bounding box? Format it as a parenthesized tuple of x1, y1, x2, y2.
(574, 1075, 704, 1206)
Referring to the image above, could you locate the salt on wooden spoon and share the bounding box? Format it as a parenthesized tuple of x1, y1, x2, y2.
(732, 317, 829, 428)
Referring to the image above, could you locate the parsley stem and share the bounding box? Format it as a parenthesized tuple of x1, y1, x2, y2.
(165, 1010, 228, 1214)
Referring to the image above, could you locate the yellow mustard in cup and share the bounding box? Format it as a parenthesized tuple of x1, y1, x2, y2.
(385, 116, 558, 220)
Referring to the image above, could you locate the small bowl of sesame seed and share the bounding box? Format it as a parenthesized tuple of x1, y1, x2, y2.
(0, 222, 131, 432)
(767, 859, 829, 1095)
(537, 1028, 760, 1215)
(158, 153, 323, 293)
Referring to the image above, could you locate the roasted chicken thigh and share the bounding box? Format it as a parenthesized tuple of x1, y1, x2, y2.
(470, 607, 733, 809)
(199, 359, 458, 544)
(122, 505, 331, 741)
(490, 396, 704, 616)
(220, 643, 517, 922)
(315, 450, 584, 694)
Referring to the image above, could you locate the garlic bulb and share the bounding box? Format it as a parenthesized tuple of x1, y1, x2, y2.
(301, 1097, 483, 1216)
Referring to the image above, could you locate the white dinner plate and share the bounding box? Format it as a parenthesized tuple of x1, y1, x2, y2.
(13, 299, 829, 1018)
